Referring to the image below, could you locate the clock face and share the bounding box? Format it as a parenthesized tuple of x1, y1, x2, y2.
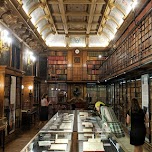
(75, 49, 80, 54)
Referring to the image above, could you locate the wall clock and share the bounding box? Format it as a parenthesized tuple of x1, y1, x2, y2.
(75, 49, 80, 54)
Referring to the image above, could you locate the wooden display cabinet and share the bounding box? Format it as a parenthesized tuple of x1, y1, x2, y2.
(22, 76, 41, 110)
(0, 66, 23, 135)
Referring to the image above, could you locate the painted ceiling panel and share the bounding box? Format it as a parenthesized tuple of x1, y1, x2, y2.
(106, 20, 117, 34)
(103, 28, 114, 40)
(37, 20, 48, 33)
(109, 8, 124, 26)
(69, 36, 86, 47)
(46, 35, 66, 47)
(67, 4, 87, 12)
(18, 0, 138, 48)
(42, 28, 51, 39)
(115, 0, 133, 16)
(89, 35, 108, 47)
(22, 0, 39, 14)
(30, 8, 45, 24)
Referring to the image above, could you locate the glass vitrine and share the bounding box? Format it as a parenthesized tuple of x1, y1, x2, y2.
(77, 110, 103, 133)
(78, 132, 126, 152)
(40, 110, 75, 132)
(21, 132, 72, 152)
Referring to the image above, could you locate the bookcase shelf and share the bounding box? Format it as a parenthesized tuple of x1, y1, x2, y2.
(100, 10, 152, 80)
(47, 51, 67, 81)
(86, 51, 107, 81)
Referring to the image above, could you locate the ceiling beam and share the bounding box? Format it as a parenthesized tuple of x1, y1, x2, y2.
(98, 0, 111, 34)
(43, 0, 58, 34)
(58, 0, 69, 34)
(86, 34, 89, 47)
(48, 0, 105, 4)
(52, 12, 102, 17)
(66, 12, 89, 16)
(86, 0, 97, 34)
(55, 22, 87, 25)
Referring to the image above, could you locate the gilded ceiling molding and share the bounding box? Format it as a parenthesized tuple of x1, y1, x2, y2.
(25, 36, 32, 43)
(48, 0, 105, 4)
(21, 34, 29, 40)
(34, 15, 49, 27)
(28, 3, 45, 16)
(65, 12, 89, 16)
(0, 0, 46, 51)
(98, 0, 111, 34)
(10, 22, 23, 30)
(85, 35, 89, 47)
(65, 34, 69, 47)
(98, 15, 108, 34)
(67, 21, 88, 25)
(0, 10, 12, 19)
(58, 0, 68, 34)
(86, 0, 97, 34)
(43, 0, 57, 34)
(108, 2, 115, 9)
(16, 0, 23, 5)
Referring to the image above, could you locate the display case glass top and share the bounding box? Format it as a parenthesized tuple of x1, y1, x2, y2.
(77, 110, 102, 133)
(21, 132, 72, 152)
(78, 132, 126, 152)
(40, 110, 75, 132)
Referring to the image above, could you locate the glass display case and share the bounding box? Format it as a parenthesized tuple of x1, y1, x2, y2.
(77, 109, 126, 152)
(21, 132, 72, 152)
(40, 110, 75, 132)
(78, 132, 126, 152)
(77, 110, 103, 133)
(21, 110, 127, 152)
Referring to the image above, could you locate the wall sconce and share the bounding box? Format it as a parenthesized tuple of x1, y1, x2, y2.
(21, 85, 24, 89)
(0, 27, 12, 57)
(27, 51, 36, 66)
(28, 85, 33, 97)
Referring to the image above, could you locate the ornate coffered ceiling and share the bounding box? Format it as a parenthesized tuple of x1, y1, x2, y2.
(0, 0, 139, 51)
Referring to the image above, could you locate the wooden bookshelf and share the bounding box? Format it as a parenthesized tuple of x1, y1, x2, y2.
(47, 51, 67, 81)
(150, 76, 152, 142)
(100, 10, 152, 80)
(87, 51, 107, 81)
